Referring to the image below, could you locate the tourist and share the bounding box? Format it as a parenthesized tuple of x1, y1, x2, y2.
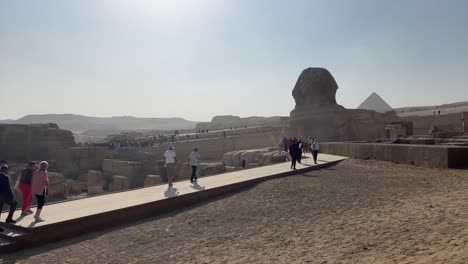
(31, 161, 49, 222)
(308, 136, 313, 153)
(282, 136, 288, 151)
(311, 138, 320, 164)
(188, 147, 201, 183)
(164, 146, 176, 187)
(297, 139, 304, 163)
(289, 139, 300, 170)
(0, 164, 18, 226)
(18, 161, 38, 216)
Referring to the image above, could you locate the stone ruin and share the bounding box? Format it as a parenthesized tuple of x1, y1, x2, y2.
(0, 123, 75, 161)
(287, 68, 396, 141)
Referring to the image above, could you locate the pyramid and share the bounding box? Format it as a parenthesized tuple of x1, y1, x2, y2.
(357, 92, 393, 113)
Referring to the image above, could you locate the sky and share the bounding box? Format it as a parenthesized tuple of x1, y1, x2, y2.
(1, 0, 467, 121)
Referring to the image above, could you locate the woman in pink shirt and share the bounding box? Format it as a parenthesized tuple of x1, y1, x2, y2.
(31, 161, 49, 222)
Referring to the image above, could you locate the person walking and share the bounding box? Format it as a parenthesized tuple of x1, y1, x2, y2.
(289, 139, 300, 170)
(311, 138, 320, 164)
(282, 136, 288, 152)
(164, 146, 176, 187)
(18, 161, 38, 216)
(298, 139, 305, 163)
(31, 161, 49, 222)
(0, 164, 18, 227)
(188, 147, 201, 183)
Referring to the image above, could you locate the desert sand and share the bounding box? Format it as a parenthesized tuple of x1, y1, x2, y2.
(2, 159, 468, 263)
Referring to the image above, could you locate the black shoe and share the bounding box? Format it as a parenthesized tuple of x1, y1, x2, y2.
(0, 227, 4, 232)
(5, 219, 16, 224)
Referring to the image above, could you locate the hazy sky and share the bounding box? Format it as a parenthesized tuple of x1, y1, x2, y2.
(1, 0, 467, 121)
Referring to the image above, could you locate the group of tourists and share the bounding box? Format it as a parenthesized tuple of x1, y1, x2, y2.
(0, 160, 49, 229)
(163, 146, 201, 187)
(281, 136, 320, 170)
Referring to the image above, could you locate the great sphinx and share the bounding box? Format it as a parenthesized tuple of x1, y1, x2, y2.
(287, 68, 396, 141)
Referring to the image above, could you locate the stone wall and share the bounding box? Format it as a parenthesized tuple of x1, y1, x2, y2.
(54, 147, 111, 179)
(320, 142, 468, 168)
(0, 123, 75, 162)
(147, 131, 282, 161)
(399, 113, 462, 135)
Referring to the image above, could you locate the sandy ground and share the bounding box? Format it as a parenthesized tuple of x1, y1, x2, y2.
(2, 159, 468, 264)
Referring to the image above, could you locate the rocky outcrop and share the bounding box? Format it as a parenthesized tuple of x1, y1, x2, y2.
(287, 68, 396, 141)
(0, 123, 75, 161)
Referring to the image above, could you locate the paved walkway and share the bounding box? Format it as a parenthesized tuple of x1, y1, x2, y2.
(1, 153, 347, 229)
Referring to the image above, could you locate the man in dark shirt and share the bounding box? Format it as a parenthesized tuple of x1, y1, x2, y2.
(289, 139, 300, 170)
(0, 164, 17, 226)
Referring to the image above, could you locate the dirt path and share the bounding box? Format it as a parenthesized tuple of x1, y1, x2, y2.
(2, 159, 468, 263)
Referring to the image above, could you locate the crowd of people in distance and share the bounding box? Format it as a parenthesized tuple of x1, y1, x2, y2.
(0, 160, 49, 230)
(281, 136, 320, 170)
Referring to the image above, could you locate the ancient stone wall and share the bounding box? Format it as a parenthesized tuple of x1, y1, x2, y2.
(320, 142, 468, 168)
(399, 113, 463, 135)
(0, 123, 76, 162)
(146, 131, 282, 161)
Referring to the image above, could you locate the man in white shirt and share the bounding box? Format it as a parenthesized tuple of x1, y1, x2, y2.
(188, 147, 201, 183)
(164, 146, 176, 187)
(311, 138, 320, 164)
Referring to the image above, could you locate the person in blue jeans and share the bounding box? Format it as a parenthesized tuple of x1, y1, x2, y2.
(188, 147, 201, 183)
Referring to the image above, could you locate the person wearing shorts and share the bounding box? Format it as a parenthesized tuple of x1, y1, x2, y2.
(164, 146, 176, 187)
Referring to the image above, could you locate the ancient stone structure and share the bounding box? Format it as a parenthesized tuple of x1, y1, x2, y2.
(287, 68, 396, 141)
(144, 175, 161, 187)
(223, 148, 289, 167)
(0, 123, 75, 161)
(88, 170, 104, 195)
(358, 92, 393, 113)
(111, 175, 130, 191)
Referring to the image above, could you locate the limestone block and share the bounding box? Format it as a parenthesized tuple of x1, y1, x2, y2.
(175, 164, 192, 181)
(66, 179, 83, 194)
(144, 175, 161, 187)
(48, 172, 65, 185)
(79, 158, 101, 171)
(259, 150, 289, 165)
(49, 182, 69, 198)
(102, 159, 113, 172)
(199, 163, 225, 176)
(55, 160, 80, 179)
(111, 175, 130, 191)
(88, 170, 104, 195)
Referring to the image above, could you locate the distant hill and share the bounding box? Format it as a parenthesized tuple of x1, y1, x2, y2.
(357, 92, 393, 113)
(0, 114, 198, 133)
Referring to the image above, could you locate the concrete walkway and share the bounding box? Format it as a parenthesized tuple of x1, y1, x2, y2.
(1, 153, 346, 230)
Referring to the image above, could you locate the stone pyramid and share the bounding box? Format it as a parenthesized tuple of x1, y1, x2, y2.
(357, 92, 393, 113)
